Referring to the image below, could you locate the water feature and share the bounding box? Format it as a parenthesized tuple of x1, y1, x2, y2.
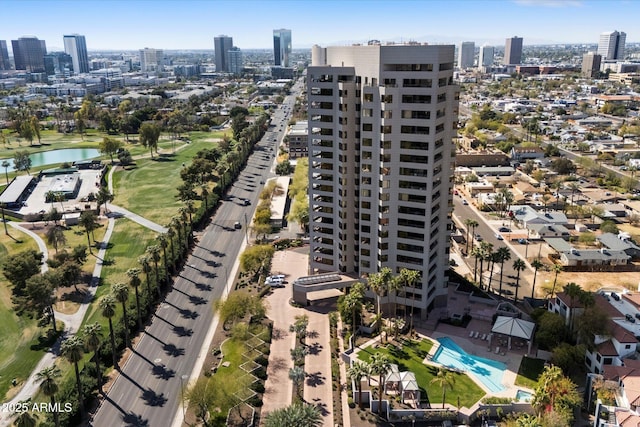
(1, 148, 101, 171)
(515, 389, 533, 402)
(432, 336, 507, 393)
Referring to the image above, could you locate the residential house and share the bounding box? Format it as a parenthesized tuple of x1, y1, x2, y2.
(598, 233, 640, 259)
(510, 145, 545, 162)
(587, 322, 638, 374)
(591, 359, 640, 427)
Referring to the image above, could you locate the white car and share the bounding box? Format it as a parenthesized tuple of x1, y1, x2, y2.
(495, 233, 503, 240)
(268, 274, 285, 281)
(266, 277, 284, 288)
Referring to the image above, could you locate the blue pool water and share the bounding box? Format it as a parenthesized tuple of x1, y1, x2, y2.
(516, 389, 533, 402)
(433, 337, 506, 392)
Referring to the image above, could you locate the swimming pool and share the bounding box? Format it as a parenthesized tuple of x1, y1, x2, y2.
(515, 389, 533, 402)
(432, 337, 506, 392)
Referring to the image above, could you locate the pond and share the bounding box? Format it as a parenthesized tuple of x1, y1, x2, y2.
(1, 148, 101, 171)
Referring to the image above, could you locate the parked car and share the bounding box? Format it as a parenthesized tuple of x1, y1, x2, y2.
(462, 199, 469, 205)
(612, 293, 621, 301)
(475, 234, 483, 242)
(234, 222, 242, 229)
(495, 233, 503, 240)
(498, 227, 511, 232)
(517, 238, 529, 244)
(626, 314, 635, 323)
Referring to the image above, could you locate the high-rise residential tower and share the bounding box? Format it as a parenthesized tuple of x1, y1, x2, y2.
(0, 41, 10, 70)
(307, 43, 459, 317)
(63, 34, 89, 74)
(214, 35, 233, 72)
(478, 45, 494, 69)
(139, 48, 164, 72)
(503, 36, 523, 65)
(12, 36, 46, 73)
(273, 29, 292, 67)
(457, 41, 475, 69)
(228, 47, 243, 76)
(582, 53, 602, 78)
(598, 30, 626, 60)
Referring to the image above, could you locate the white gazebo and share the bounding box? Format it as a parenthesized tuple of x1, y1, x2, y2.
(491, 315, 536, 354)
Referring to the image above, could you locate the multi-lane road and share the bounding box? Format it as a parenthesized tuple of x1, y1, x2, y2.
(91, 82, 303, 427)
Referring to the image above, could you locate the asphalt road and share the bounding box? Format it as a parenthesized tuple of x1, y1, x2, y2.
(91, 85, 302, 427)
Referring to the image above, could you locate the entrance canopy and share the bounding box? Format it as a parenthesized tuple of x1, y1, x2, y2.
(491, 316, 535, 340)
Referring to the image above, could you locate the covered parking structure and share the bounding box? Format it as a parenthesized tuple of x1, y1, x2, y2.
(0, 175, 36, 209)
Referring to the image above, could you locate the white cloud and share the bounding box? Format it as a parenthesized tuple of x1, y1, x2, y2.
(514, 0, 583, 7)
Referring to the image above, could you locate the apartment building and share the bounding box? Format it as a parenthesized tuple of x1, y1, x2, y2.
(307, 42, 459, 317)
(63, 34, 90, 74)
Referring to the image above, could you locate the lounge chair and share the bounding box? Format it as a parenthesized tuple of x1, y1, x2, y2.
(481, 334, 487, 341)
(474, 331, 479, 339)
(469, 330, 474, 338)
(495, 346, 500, 354)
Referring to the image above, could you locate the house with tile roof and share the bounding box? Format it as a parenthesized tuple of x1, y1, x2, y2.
(590, 359, 640, 427)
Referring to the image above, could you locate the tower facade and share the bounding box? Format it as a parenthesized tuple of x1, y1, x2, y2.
(458, 42, 475, 69)
(139, 48, 164, 72)
(214, 35, 233, 72)
(307, 43, 459, 317)
(273, 29, 292, 67)
(63, 34, 89, 74)
(478, 45, 494, 68)
(582, 53, 602, 78)
(12, 36, 46, 73)
(228, 47, 243, 76)
(503, 36, 523, 65)
(0, 41, 10, 70)
(598, 30, 626, 60)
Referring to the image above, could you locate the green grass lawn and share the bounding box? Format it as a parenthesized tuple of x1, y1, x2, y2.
(0, 228, 49, 401)
(515, 356, 546, 389)
(358, 338, 485, 408)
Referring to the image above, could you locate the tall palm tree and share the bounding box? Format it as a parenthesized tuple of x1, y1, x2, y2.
(513, 259, 527, 303)
(35, 366, 61, 427)
(99, 295, 118, 368)
(564, 282, 584, 332)
(263, 402, 322, 427)
(399, 268, 420, 331)
(156, 234, 170, 277)
(166, 226, 176, 267)
(170, 217, 183, 254)
(478, 242, 494, 290)
(369, 352, 392, 415)
(388, 275, 402, 317)
(201, 184, 210, 212)
(112, 283, 130, 348)
(78, 210, 98, 253)
(495, 247, 512, 296)
(550, 263, 563, 298)
(46, 225, 67, 255)
(146, 245, 162, 297)
(430, 367, 456, 409)
(347, 361, 368, 408)
(367, 267, 392, 320)
(342, 290, 363, 350)
(82, 322, 103, 393)
(464, 219, 478, 254)
(61, 335, 85, 418)
(138, 255, 153, 300)
(12, 403, 37, 427)
(471, 246, 482, 284)
(531, 259, 544, 299)
(288, 366, 306, 400)
(127, 268, 143, 330)
(1, 160, 10, 184)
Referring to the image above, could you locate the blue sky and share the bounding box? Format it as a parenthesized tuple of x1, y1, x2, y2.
(2, 0, 639, 51)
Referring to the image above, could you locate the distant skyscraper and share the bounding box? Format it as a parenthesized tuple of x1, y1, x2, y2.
(478, 45, 494, 69)
(458, 41, 474, 69)
(0, 40, 10, 70)
(139, 48, 164, 72)
(214, 35, 233, 72)
(503, 36, 523, 65)
(597, 30, 626, 60)
(273, 29, 292, 67)
(228, 47, 243, 76)
(582, 53, 602, 78)
(63, 34, 89, 74)
(12, 36, 46, 73)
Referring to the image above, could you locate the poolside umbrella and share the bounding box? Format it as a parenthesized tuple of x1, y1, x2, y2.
(491, 316, 535, 354)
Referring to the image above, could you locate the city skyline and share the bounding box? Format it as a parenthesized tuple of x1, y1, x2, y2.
(2, 0, 640, 51)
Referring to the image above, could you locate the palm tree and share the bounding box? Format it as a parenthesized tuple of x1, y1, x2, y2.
(99, 294, 118, 368)
(289, 315, 309, 346)
(201, 184, 210, 212)
(82, 322, 103, 393)
(2, 160, 10, 184)
(550, 263, 563, 298)
(388, 275, 402, 317)
(127, 268, 143, 330)
(61, 335, 85, 418)
(478, 242, 493, 290)
(564, 282, 584, 332)
(263, 402, 322, 427)
(12, 403, 37, 427)
(471, 246, 482, 284)
(170, 217, 183, 254)
(45, 225, 67, 254)
(166, 226, 176, 267)
(347, 361, 368, 408)
(369, 352, 392, 415)
(368, 267, 393, 320)
(112, 283, 130, 348)
(430, 367, 456, 409)
(146, 245, 162, 298)
(464, 219, 479, 255)
(138, 255, 153, 300)
(531, 259, 544, 299)
(513, 259, 527, 303)
(156, 234, 170, 277)
(341, 290, 363, 350)
(495, 247, 511, 296)
(78, 211, 99, 253)
(36, 366, 61, 427)
(399, 268, 420, 331)
(288, 366, 306, 400)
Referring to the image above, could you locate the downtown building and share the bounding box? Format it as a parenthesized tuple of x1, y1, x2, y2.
(503, 36, 523, 65)
(457, 41, 474, 69)
(63, 34, 89, 74)
(273, 28, 292, 67)
(139, 48, 164, 72)
(598, 30, 626, 61)
(478, 45, 494, 70)
(0, 40, 10, 70)
(307, 42, 459, 317)
(214, 35, 233, 72)
(12, 36, 47, 73)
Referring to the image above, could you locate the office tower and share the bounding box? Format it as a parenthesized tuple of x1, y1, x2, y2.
(308, 43, 459, 317)
(0, 41, 10, 70)
(63, 34, 89, 74)
(478, 45, 494, 69)
(12, 36, 47, 73)
(214, 35, 233, 72)
(273, 29, 292, 67)
(598, 30, 626, 60)
(44, 52, 72, 76)
(139, 48, 164, 72)
(458, 41, 474, 69)
(582, 53, 602, 78)
(228, 47, 243, 76)
(503, 36, 523, 65)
